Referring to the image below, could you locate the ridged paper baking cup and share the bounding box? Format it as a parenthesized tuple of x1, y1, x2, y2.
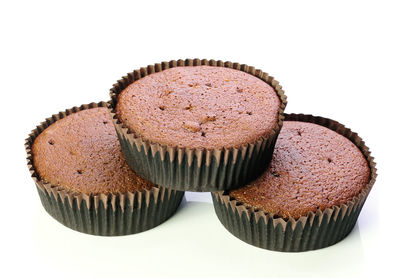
(109, 59, 287, 192)
(25, 102, 184, 236)
(212, 113, 377, 252)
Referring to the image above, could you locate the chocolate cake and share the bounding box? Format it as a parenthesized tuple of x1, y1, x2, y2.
(32, 107, 154, 195)
(229, 121, 371, 219)
(116, 65, 281, 149)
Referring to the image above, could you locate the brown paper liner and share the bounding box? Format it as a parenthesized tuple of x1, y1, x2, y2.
(25, 102, 184, 236)
(109, 59, 287, 192)
(212, 113, 377, 251)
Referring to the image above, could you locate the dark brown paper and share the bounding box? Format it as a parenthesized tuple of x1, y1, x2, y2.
(212, 113, 377, 251)
(109, 59, 288, 192)
(25, 102, 184, 236)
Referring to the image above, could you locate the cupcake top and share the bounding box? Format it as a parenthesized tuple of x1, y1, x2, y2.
(116, 66, 281, 149)
(229, 121, 370, 219)
(32, 107, 155, 195)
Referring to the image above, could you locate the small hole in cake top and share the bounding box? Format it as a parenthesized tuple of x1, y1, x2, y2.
(77, 170, 83, 174)
(297, 130, 302, 136)
(159, 106, 165, 111)
(103, 121, 108, 124)
(272, 171, 280, 177)
(184, 104, 194, 111)
(201, 131, 206, 137)
(246, 111, 253, 115)
(48, 139, 55, 145)
(327, 158, 333, 163)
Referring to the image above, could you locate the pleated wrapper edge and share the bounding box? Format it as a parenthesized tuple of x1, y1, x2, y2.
(25, 101, 184, 236)
(109, 58, 288, 192)
(212, 113, 377, 251)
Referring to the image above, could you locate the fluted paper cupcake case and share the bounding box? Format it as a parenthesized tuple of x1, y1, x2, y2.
(212, 113, 377, 252)
(109, 58, 287, 192)
(25, 102, 184, 236)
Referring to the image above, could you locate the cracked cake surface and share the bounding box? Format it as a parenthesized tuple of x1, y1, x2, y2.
(32, 107, 155, 195)
(229, 121, 370, 219)
(116, 66, 281, 149)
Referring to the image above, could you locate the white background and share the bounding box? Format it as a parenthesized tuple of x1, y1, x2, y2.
(1, 1, 398, 277)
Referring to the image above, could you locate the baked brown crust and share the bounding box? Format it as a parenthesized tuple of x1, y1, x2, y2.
(32, 107, 154, 195)
(116, 66, 280, 149)
(229, 121, 370, 219)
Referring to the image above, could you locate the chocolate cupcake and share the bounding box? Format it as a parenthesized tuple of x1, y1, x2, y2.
(26, 102, 184, 236)
(109, 59, 287, 192)
(212, 114, 376, 251)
